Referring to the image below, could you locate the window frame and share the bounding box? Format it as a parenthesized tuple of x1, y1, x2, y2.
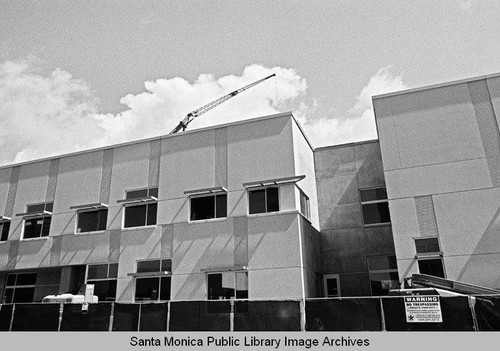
(2, 272, 37, 304)
(366, 255, 400, 296)
(0, 219, 11, 242)
(247, 186, 280, 215)
(129, 259, 172, 302)
(19, 202, 53, 240)
(206, 270, 249, 300)
(414, 237, 446, 278)
(75, 208, 108, 234)
(189, 193, 227, 222)
(359, 187, 391, 227)
(85, 263, 119, 302)
(323, 274, 341, 298)
(119, 187, 158, 229)
(299, 189, 310, 220)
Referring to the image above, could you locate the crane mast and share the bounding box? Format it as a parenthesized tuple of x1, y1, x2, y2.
(169, 73, 276, 134)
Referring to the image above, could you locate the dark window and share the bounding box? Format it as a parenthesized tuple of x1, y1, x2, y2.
(248, 187, 279, 214)
(3, 273, 37, 304)
(367, 255, 400, 296)
(415, 237, 441, 254)
(23, 202, 53, 239)
(135, 277, 171, 301)
(1, 221, 10, 241)
(207, 271, 248, 300)
(360, 188, 390, 225)
(24, 217, 51, 239)
(126, 187, 158, 200)
(86, 263, 118, 301)
(190, 194, 227, 220)
(124, 203, 157, 228)
(134, 259, 171, 301)
(324, 276, 340, 297)
(418, 259, 445, 278)
(77, 209, 108, 233)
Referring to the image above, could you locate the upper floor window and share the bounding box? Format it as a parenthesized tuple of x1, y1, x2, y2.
(129, 259, 171, 302)
(299, 190, 310, 219)
(86, 263, 118, 301)
(190, 194, 227, 220)
(118, 187, 158, 228)
(414, 237, 445, 278)
(0, 217, 11, 241)
(18, 202, 53, 239)
(248, 187, 279, 214)
(323, 274, 340, 298)
(360, 188, 390, 226)
(70, 203, 108, 233)
(2, 272, 37, 304)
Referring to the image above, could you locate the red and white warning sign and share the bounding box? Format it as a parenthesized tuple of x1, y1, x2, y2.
(404, 295, 443, 323)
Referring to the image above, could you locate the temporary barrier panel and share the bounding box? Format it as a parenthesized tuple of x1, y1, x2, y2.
(60, 303, 112, 331)
(112, 303, 140, 331)
(474, 296, 500, 331)
(0, 304, 13, 331)
(234, 300, 301, 331)
(139, 303, 168, 331)
(305, 298, 382, 331)
(11, 303, 60, 331)
(169, 301, 230, 331)
(382, 296, 474, 331)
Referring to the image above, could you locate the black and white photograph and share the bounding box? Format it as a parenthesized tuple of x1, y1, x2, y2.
(0, 1, 499, 349)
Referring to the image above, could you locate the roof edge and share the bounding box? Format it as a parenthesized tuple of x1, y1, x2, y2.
(372, 71, 500, 100)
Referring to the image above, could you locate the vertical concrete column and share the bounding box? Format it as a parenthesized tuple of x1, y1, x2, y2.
(4, 166, 20, 218)
(215, 127, 228, 188)
(148, 139, 161, 188)
(468, 79, 500, 187)
(99, 149, 114, 204)
(161, 224, 174, 259)
(45, 159, 60, 203)
(233, 217, 248, 267)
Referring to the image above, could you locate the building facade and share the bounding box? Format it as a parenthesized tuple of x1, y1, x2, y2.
(2, 72, 500, 304)
(373, 72, 500, 291)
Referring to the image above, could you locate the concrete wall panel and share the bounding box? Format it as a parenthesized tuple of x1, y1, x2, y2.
(373, 98, 402, 170)
(444, 254, 500, 289)
(355, 142, 386, 188)
(171, 273, 205, 300)
(15, 238, 52, 268)
(315, 145, 356, 178)
(249, 267, 303, 299)
(0, 168, 11, 215)
(247, 214, 300, 269)
(433, 188, 500, 256)
(13, 161, 50, 215)
(160, 129, 215, 199)
(486, 76, 500, 132)
(384, 158, 492, 199)
(227, 116, 294, 190)
(389, 83, 485, 168)
(388, 198, 420, 260)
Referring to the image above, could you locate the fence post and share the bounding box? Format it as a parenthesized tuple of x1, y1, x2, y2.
(166, 301, 171, 332)
(9, 304, 15, 332)
(57, 303, 64, 332)
(230, 299, 234, 332)
(108, 302, 115, 332)
(379, 297, 386, 331)
(468, 296, 479, 331)
(137, 303, 142, 331)
(300, 299, 306, 331)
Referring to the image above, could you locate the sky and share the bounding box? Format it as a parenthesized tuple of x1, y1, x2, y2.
(1, 0, 500, 165)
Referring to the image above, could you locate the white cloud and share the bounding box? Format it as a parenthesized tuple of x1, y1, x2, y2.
(0, 61, 306, 165)
(298, 67, 408, 147)
(459, 0, 473, 10)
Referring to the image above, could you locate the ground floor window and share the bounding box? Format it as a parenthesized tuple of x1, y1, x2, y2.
(86, 263, 118, 301)
(131, 259, 172, 302)
(207, 271, 248, 300)
(367, 255, 400, 295)
(323, 274, 340, 297)
(135, 277, 171, 301)
(2, 272, 37, 304)
(418, 258, 445, 278)
(414, 237, 445, 278)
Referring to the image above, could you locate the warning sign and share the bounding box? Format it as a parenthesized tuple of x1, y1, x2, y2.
(404, 295, 442, 323)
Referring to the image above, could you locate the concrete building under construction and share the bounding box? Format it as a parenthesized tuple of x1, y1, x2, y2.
(1, 72, 500, 304)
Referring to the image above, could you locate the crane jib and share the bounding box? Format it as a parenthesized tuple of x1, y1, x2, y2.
(169, 73, 276, 134)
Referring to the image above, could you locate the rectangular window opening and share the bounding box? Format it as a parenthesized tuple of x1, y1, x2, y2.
(77, 209, 108, 233)
(360, 188, 390, 226)
(190, 194, 227, 221)
(249, 187, 279, 215)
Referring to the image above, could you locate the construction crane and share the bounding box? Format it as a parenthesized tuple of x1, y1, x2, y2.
(169, 73, 276, 134)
